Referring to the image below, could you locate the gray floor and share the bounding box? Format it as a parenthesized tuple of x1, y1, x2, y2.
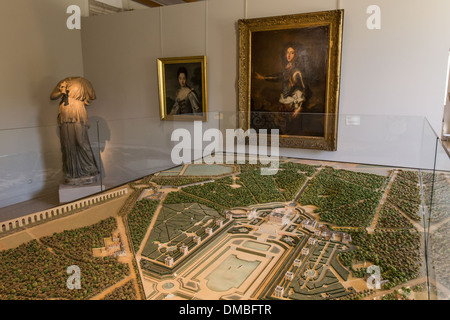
(0, 189, 60, 223)
(0, 145, 176, 223)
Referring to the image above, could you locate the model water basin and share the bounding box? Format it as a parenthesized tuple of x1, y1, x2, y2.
(205, 254, 260, 292)
(183, 164, 233, 176)
(158, 165, 184, 176)
(242, 240, 270, 252)
(158, 171, 181, 176)
(162, 282, 175, 290)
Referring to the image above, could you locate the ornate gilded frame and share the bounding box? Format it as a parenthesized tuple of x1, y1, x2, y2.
(238, 10, 344, 150)
(158, 56, 208, 121)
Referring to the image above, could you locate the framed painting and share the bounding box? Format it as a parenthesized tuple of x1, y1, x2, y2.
(157, 56, 208, 121)
(238, 10, 344, 150)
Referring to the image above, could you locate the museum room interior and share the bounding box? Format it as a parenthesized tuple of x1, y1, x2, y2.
(0, 0, 449, 301)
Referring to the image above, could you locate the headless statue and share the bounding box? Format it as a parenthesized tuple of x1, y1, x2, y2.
(50, 77, 99, 185)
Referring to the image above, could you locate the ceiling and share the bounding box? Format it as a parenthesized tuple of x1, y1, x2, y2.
(133, 0, 201, 7)
(90, 0, 203, 16)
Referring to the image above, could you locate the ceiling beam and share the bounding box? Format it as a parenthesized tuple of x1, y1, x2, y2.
(132, 0, 163, 7)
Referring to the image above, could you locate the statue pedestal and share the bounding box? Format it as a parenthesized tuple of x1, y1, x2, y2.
(59, 183, 105, 204)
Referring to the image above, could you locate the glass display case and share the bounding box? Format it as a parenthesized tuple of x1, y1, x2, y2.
(0, 112, 448, 301)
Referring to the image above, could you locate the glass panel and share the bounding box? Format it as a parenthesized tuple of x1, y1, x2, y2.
(420, 118, 439, 300)
(94, 113, 222, 189)
(220, 112, 429, 169)
(0, 113, 222, 214)
(0, 125, 62, 217)
(427, 136, 450, 300)
(0, 113, 448, 301)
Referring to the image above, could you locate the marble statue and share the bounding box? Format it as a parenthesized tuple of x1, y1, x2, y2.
(50, 77, 99, 185)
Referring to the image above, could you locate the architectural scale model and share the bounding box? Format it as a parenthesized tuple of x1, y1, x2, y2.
(0, 159, 448, 300)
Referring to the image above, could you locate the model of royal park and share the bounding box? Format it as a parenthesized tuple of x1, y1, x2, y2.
(1, 156, 448, 301)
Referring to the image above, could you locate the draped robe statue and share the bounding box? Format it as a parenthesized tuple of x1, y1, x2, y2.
(50, 77, 99, 185)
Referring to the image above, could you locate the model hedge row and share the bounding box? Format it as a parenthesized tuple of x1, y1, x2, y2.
(387, 171, 421, 221)
(339, 229, 421, 289)
(279, 162, 318, 177)
(127, 199, 159, 252)
(164, 191, 226, 214)
(0, 218, 130, 300)
(298, 169, 382, 212)
(160, 162, 313, 210)
(430, 220, 450, 291)
(273, 167, 308, 200)
(101, 280, 137, 300)
(318, 196, 381, 227)
(422, 172, 450, 223)
(180, 168, 310, 208)
(151, 176, 212, 187)
(328, 167, 387, 190)
(376, 203, 414, 229)
(182, 179, 257, 208)
(39, 217, 117, 259)
(239, 169, 285, 203)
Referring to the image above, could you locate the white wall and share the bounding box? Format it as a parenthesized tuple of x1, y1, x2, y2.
(0, 0, 86, 129)
(339, 0, 450, 136)
(2, 0, 450, 209)
(81, 4, 220, 188)
(0, 0, 86, 208)
(81, 0, 450, 170)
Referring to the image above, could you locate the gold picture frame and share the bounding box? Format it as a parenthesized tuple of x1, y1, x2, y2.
(157, 56, 208, 121)
(238, 10, 344, 150)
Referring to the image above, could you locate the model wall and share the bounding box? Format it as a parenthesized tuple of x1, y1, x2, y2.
(0, 0, 86, 207)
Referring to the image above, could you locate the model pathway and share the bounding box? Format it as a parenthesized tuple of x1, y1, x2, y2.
(360, 276, 448, 300)
(428, 215, 450, 233)
(389, 201, 424, 232)
(134, 191, 169, 282)
(300, 242, 331, 289)
(89, 215, 143, 300)
(294, 166, 323, 202)
(90, 275, 134, 300)
(366, 170, 396, 234)
(0, 195, 128, 250)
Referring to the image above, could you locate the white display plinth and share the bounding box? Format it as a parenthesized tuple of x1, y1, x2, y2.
(59, 183, 105, 204)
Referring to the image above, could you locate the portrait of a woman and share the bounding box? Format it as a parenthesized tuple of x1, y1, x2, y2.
(169, 67, 201, 115)
(158, 56, 207, 121)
